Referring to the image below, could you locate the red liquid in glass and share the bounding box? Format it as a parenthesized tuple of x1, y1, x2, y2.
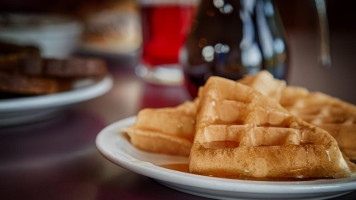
(141, 5, 195, 66)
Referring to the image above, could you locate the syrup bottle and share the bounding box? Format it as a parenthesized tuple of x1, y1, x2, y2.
(180, 0, 288, 97)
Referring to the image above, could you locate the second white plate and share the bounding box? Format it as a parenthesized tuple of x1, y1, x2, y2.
(0, 76, 113, 126)
(96, 117, 356, 200)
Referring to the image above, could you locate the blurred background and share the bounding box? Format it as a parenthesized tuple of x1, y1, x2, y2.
(1, 0, 355, 103)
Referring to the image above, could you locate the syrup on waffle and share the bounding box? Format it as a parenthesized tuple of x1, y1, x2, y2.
(123, 100, 198, 156)
(189, 77, 356, 178)
(239, 71, 356, 161)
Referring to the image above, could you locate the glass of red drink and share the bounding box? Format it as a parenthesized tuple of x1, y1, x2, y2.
(136, 0, 197, 85)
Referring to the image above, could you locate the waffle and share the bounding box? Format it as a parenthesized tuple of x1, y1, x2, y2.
(239, 71, 356, 161)
(237, 70, 286, 102)
(124, 100, 198, 156)
(281, 86, 356, 161)
(189, 76, 356, 179)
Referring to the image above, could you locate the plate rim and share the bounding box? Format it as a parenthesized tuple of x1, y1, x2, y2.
(0, 75, 113, 112)
(96, 116, 356, 195)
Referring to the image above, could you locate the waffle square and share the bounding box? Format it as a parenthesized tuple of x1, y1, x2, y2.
(239, 71, 356, 161)
(189, 76, 355, 178)
(124, 101, 197, 156)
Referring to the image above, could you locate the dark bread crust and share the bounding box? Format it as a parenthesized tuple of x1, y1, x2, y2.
(0, 42, 107, 95)
(2, 57, 107, 78)
(0, 73, 72, 95)
(44, 57, 107, 78)
(0, 42, 40, 73)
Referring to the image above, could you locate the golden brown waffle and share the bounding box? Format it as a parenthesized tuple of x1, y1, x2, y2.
(281, 86, 356, 161)
(189, 76, 356, 179)
(124, 100, 198, 156)
(239, 71, 356, 161)
(237, 70, 286, 102)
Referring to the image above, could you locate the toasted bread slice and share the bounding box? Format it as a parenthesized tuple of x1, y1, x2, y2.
(2, 57, 107, 78)
(0, 41, 40, 73)
(0, 73, 72, 95)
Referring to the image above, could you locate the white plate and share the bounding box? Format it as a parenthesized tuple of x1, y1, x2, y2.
(96, 117, 356, 200)
(0, 76, 113, 126)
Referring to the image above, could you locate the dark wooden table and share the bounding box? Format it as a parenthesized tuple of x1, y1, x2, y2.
(0, 63, 355, 200)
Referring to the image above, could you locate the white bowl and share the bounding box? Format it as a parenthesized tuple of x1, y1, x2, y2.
(0, 13, 82, 57)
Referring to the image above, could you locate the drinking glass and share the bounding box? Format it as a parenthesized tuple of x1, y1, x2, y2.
(136, 0, 198, 85)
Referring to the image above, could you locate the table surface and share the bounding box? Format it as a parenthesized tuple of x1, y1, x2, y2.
(0, 61, 355, 200)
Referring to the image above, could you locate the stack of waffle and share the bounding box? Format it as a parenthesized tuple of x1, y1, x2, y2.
(238, 71, 356, 161)
(124, 71, 356, 179)
(190, 77, 355, 178)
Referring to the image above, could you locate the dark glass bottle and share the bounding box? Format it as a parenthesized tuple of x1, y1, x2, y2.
(180, 0, 288, 97)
